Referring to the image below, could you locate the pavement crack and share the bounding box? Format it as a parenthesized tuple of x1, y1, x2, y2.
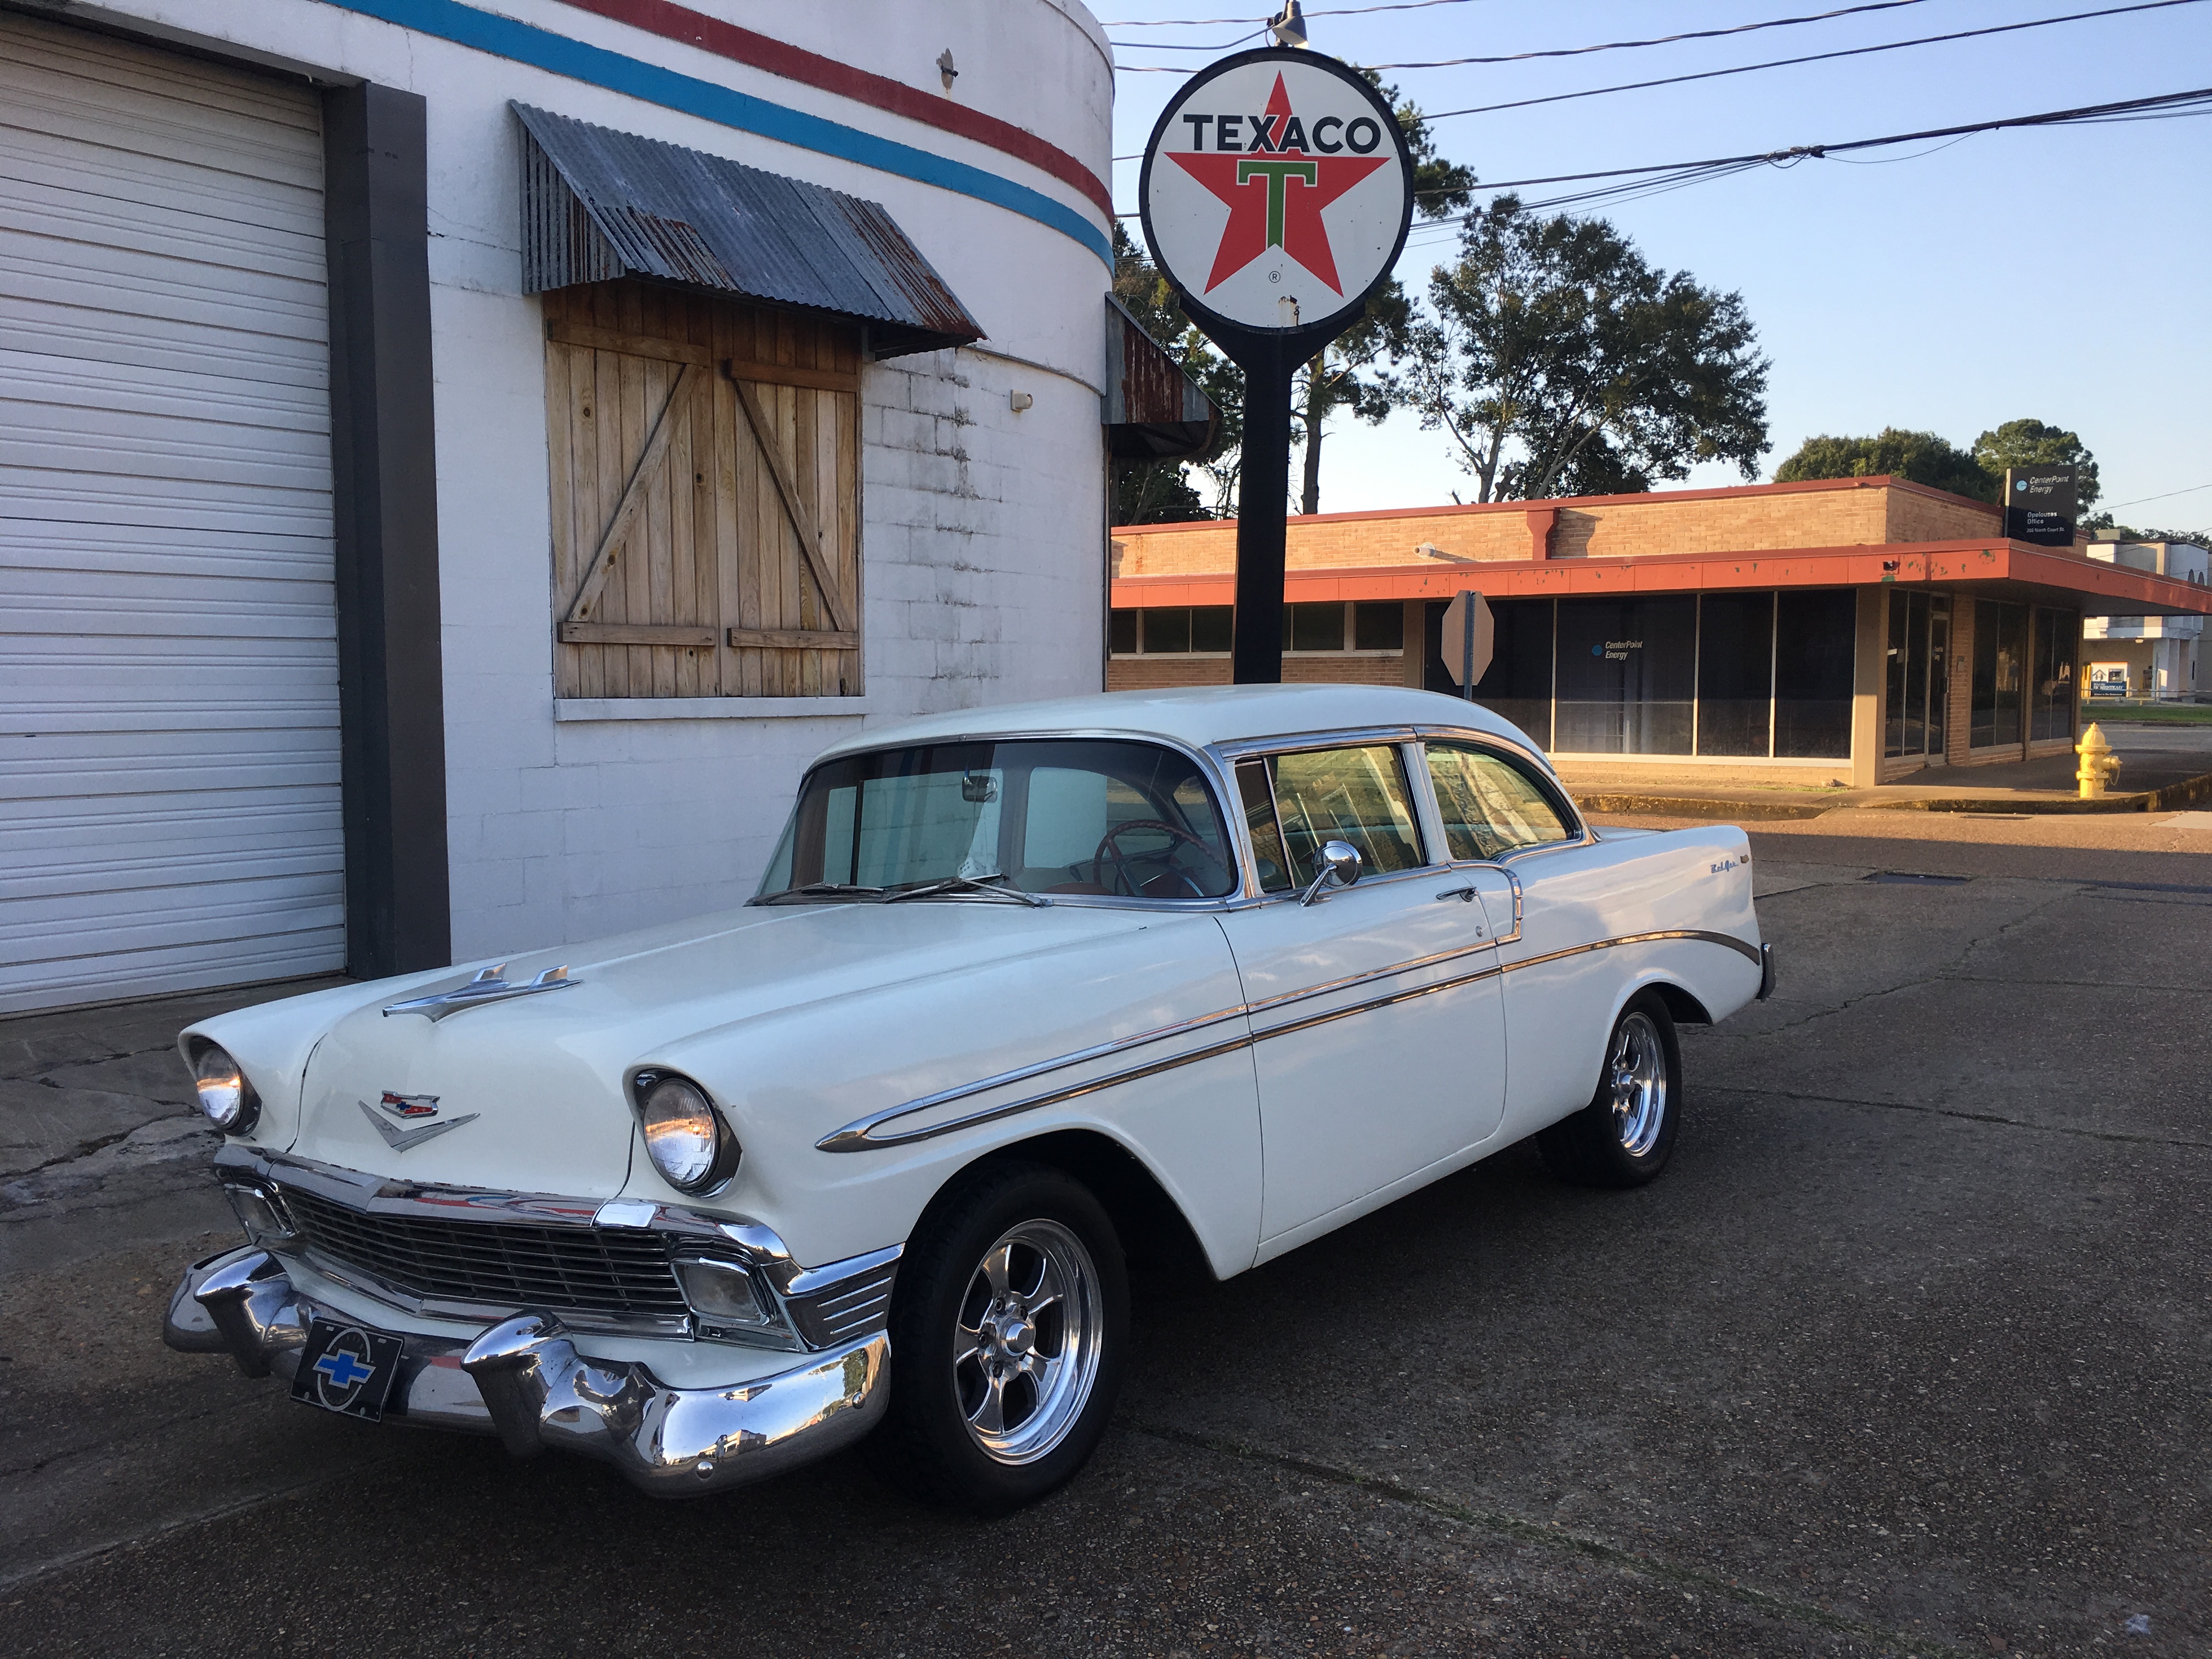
(1126, 1420, 1974, 1659)
(1703, 1083, 2212, 1152)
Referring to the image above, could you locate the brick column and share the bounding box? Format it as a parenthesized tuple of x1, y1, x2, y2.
(1850, 587, 1886, 787)
(1945, 597, 1976, 764)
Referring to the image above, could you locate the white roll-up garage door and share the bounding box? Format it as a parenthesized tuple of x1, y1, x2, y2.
(0, 13, 344, 1015)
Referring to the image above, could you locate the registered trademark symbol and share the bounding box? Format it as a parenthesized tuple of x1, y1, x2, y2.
(1268, 269, 1280, 283)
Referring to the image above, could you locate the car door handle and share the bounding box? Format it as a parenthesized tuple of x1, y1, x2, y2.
(1434, 885, 1479, 903)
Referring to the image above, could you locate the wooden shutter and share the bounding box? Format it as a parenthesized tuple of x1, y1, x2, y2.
(544, 280, 862, 698)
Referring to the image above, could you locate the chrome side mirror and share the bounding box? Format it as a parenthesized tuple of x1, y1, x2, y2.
(1299, 839, 1362, 906)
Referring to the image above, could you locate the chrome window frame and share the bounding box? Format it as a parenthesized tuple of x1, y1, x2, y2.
(1204, 729, 1447, 909)
(1408, 726, 1595, 865)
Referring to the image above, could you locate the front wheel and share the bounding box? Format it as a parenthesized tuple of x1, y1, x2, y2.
(870, 1161, 1127, 1514)
(1537, 992, 1680, 1188)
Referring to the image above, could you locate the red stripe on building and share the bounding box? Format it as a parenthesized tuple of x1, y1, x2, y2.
(555, 0, 1113, 216)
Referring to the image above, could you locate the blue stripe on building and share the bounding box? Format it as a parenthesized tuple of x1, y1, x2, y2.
(320, 0, 1114, 266)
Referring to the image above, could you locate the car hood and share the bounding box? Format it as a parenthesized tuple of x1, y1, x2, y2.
(272, 899, 1226, 1198)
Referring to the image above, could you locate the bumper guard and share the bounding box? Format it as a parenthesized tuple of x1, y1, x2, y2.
(165, 1247, 888, 1496)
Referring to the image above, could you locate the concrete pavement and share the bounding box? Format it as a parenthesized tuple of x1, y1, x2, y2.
(2, 819, 2208, 1656)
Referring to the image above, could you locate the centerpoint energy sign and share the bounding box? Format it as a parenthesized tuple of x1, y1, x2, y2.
(1139, 48, 1415, 680)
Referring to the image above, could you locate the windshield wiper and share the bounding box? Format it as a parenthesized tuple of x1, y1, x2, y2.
(755, 882, 884, 905)
(880, 873, 1048, 907)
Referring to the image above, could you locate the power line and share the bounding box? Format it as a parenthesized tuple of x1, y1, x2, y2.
(1112, 85, 2212, 218)
(2103, 482, 2212, 511)
(1408, 0, 2207, 110)
(1103, 1, 1483, 26)
(1111, 0, 1934, 59)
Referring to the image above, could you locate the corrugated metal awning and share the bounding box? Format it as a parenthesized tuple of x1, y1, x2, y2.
(515, 104, 983, 359)
(1104, 297, 1218, 461)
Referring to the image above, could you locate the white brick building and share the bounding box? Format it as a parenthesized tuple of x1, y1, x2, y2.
(0, 1, 1188, 1013)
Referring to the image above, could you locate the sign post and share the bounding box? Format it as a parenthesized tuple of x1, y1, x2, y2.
(1139, 48, 1415, 682)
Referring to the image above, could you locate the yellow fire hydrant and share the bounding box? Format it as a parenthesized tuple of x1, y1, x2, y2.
(2077, 722, 2122, 800)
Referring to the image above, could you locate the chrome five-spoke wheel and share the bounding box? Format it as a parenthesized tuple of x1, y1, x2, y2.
(874, 1161, 1128, 1513)
(1537, 991, 1681, 1188)
(953, 1218, 1104, 1464)
(1607, 1009, 1668, 1156)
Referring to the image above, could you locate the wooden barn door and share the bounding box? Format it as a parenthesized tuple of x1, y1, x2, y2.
(543, 281, 862, 698)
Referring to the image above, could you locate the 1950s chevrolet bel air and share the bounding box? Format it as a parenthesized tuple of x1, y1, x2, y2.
(163, 684, 1771, 1513)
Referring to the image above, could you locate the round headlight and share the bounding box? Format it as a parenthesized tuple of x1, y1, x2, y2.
(636, 1073, 737, 1194)
(191, 1044, 259, 1134)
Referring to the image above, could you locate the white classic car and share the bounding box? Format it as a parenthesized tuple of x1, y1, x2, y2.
(164, 685, 1770, 1512)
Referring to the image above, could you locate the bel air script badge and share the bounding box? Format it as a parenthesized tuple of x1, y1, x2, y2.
(359, 1090, 479, 1153)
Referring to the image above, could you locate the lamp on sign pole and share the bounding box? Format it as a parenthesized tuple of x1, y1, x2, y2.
(1138, 49, 1415, 683)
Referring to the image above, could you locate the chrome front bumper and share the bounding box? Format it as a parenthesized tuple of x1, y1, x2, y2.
(164, 1246, 889, 1496)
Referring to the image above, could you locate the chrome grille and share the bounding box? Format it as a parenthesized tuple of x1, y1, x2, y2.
(277, 1184, 689, 1322)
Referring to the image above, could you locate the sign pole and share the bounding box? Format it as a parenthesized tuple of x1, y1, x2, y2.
(1461, 591, 1477, 701)
(1136, 47, 1415, 687)
(1229, 332, 1294, 683)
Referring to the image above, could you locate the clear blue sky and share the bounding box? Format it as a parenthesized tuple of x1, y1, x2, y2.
(1102, 0, 2212, 527)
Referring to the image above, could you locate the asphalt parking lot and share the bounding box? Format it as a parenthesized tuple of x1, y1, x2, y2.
(3, 809, 2208, 1657)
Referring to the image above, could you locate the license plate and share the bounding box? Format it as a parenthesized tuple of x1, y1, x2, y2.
(290, 1317, 405, 1421)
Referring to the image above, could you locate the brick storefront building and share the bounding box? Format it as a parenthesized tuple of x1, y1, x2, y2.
(1109, 478, 2212, 787)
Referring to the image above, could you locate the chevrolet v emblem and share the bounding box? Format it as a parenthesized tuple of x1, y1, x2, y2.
(358, 1100, 479, 1153)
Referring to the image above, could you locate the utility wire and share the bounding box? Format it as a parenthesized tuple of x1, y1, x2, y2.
(1111, 0, 1933, 58)
(1104, 0, 1484, 26)
(2102, 482, 2212, 511)
(1111, 85, 2212, 217)
(1407, 0, 2207, 108)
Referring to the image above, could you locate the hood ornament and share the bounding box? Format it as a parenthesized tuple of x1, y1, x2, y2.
(383, 964, 579, 1022)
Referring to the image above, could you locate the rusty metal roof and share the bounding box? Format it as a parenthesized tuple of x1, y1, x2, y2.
(515, 104, 983, 358)
(1104, 297, 1218, 461)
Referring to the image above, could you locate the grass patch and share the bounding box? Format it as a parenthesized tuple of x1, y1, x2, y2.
(2084, 703, 2212, 725)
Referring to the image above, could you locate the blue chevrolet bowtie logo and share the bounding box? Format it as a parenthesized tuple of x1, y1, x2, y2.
(314, 1350, 375, 1390)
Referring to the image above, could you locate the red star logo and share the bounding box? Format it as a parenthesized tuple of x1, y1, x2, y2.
(1169, 74, 1390, 295)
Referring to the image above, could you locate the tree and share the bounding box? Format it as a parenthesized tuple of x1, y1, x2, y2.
(1774, 428, 1995, 502)
(1972, 418, 2102, 511)
(1405, 195, 1770, 502)
(1110, 220, 1244, 522)
(1291, 76, 1475, 515)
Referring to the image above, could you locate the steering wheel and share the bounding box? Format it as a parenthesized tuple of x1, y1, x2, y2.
(1091, 819, 1221, 899)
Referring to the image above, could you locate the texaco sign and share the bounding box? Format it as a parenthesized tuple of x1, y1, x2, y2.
(1139, 49, 1415, 342)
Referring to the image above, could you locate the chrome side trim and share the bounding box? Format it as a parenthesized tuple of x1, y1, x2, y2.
(1247, 959, 1504, 1045)
(812, 1002, 1250, 1152)
(816, 926, 1764, 1153)
(1758, 941, 1778, 1000)
(1505, 928, 1765, 972)
(816, 1028, 1257, 1152)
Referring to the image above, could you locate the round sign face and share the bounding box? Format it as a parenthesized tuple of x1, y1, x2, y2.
(1139, 48, 1414, 341)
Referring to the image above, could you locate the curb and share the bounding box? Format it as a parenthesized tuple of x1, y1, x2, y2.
(1575, 766, 2212, 821)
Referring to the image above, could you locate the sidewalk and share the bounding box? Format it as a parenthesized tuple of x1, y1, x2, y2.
(1556, 721, 2212, 820)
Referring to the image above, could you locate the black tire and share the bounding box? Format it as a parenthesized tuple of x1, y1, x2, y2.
(870, 1160, 1128, 1514)
(1537, 991, 1681, 1189)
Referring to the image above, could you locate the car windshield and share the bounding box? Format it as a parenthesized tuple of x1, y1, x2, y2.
(757, 739, 1238, 902)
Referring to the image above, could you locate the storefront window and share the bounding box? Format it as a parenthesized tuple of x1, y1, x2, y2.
(2030, 608, 2078, 741)
(1774, 590, 1857, 758)
(1696, 592, 1774, 757)
(1468, 589, 1854, 760)
(1971, 600, 2024, 749)
(1884, 591, 1950, 760)
(1468, 598, 1554, 748)
(1554, 596, 1697, 755)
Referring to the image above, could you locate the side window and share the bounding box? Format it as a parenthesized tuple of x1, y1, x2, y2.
(1426, 741, 1573, 861)
(1260, 744, 1428, 888)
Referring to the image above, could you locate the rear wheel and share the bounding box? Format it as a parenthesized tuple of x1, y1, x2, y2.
(1537, 992, 1680, 1188)
(871, 1161, 1127, 1514)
